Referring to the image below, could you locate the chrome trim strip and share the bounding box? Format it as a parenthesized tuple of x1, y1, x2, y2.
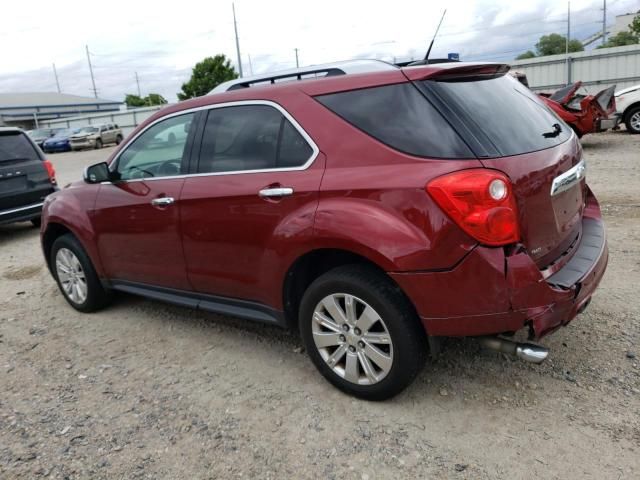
(0, 202, 44, 216)
(110, 100, 320, 184)
(550, 159, 586, 196)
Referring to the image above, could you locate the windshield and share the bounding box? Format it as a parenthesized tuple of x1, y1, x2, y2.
(425, 74, 571, 157)
(51, 128, 78, 138)
(78, 127, 99, 134)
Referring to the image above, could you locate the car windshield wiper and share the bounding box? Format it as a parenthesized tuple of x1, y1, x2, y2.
(542, 123, 562, 138)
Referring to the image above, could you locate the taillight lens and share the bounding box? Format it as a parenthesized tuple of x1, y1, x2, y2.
(427, 169, 520, 246)
(43, 159, 56, 185)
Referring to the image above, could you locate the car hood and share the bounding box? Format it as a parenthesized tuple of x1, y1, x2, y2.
(615, 84, 640, 96)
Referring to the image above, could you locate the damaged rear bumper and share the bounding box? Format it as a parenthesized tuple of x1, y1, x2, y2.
(390, 188, 608, 340)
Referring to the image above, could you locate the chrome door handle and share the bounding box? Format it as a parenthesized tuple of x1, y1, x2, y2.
(258, 187, 294, 198)
(151, 197, 175, 206)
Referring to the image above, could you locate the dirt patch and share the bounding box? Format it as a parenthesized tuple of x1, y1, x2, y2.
(3, 264, 42, 280)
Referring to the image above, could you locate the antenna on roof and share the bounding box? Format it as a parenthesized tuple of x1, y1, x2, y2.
(424, 9, 447, 63)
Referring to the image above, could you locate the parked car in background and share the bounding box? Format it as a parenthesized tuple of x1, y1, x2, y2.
(538, 82, 618, 137)
(70, 124, 123, 150)
(42, 128, 80, 153)
(41, 61, 608, 400)
(1, 127, 57, 226)
(27, 128, 64, 149)
(614, 84, 640, 134)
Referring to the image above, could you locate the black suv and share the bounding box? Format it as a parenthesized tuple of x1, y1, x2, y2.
(0, 127, 58, 226)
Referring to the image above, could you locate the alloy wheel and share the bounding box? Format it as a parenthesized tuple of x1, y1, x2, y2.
(312, 293, 394, 385)
(630, 112, 640, 132)
(55, 248, 88, 305)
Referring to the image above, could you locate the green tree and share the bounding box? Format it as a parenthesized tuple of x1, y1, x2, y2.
(597, 30, 639, 48)
(535, 33, 584, 56)
(145, 93, 168, 106)
(177, 55, 238, 100)
(125, 93, 169, 107)
(124, 94, 145, 107)
(630, 13, 640, 36)
(516, 50, 536, 60)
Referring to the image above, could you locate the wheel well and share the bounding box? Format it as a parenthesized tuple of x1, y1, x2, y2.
(282, 249, 416, 329)
(42, 223, 72, 271)
(623, 102, 640, 122)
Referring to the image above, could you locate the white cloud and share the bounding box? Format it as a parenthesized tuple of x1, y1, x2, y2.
(0, 0, 637, 101)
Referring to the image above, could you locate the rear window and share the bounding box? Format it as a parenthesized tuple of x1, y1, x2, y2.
(425, 74, 571, 156)
(0, 132, 40, 163)
(316, 83, 474, 159)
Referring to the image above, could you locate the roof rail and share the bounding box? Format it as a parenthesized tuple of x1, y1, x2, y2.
(209, 59, 398, 94)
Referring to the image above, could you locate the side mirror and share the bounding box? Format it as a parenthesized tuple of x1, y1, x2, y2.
(83, 162, 112, 184)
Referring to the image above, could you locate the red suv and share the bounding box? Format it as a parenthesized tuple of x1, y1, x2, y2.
(41, 61, 608, 400)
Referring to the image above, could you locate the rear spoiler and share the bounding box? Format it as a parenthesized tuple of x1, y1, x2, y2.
(402, 63, 510, 82)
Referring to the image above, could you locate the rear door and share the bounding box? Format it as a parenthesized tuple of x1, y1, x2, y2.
(91, 112, 198, 289)
(0, 130, 54, 212)
(180, 102, 323, 306)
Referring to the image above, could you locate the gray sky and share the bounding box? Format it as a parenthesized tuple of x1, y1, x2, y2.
(1, 0, 638, 102)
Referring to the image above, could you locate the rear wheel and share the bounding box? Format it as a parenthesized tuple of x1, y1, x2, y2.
(625, 106, 640, 134)
(95, 138, 103, 149)
(299, 265, 427, 400)
(30, 217, 41, 228)
(51, 234, 111, 312)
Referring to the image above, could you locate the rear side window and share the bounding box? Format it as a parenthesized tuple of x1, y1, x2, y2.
(425, 75, 571, 156)
(315, 83, 474, 159)
(198, 105, 314, 173)
(0, 132, 40, 163)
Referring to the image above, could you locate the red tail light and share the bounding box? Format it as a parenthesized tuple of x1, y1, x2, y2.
(427, 169, 520, 246)
(43, 159, 56, 185)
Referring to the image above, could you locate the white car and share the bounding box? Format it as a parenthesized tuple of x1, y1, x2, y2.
(615, 84, 640, 134)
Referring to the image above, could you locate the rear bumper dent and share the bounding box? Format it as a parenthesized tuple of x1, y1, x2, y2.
(391, 188, 608, 340)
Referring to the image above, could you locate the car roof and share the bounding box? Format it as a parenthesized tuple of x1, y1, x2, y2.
(210, 59, 399, 94)
(0, 126, 25, 134)
(140, 61, 507, 131)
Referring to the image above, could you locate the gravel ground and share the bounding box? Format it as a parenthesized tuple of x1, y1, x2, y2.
(1, 133, 639, 479)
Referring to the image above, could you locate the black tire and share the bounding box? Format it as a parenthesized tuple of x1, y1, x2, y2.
(30, 217, 41, 228)
(50, 234, 111, 312)
(115, 134, 123, 145)
(95, 138, 103, 149)
(299, 265, 427, 401)
(624, 106, 640, 134)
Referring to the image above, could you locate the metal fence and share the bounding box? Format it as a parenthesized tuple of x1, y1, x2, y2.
(510, 43, 640, 94)
(39, 105, 166, 137)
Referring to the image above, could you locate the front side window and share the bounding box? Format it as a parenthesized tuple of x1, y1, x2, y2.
(198, 105, 313, 173)
(116, 113, 194, 180)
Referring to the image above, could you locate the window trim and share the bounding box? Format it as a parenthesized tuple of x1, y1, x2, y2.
(109, 100, 319, 183)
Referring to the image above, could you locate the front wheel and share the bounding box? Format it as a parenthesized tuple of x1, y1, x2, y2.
(625, 106, 640, 134)
(51, 234, 111, 312)
(299, 265, 427, 400)
(115, 134, 123, 145)
(95, 138, 103, 149)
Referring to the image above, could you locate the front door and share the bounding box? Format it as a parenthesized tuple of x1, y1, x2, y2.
(180, 103, 323, 307)
(92, 112, 197, 290)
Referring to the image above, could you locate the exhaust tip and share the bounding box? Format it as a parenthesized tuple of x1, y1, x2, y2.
(516, 344, 549, 364)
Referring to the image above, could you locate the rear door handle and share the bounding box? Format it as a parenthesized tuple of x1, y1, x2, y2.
(258, 187, 294, 198)
(151, 197, 175, 206)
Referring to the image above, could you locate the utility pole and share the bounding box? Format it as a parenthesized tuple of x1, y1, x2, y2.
(135, 71, 141, 97)
(565, 1, 571, 84)
(248, 54, 254, 75)
(52, 63, 61, 93)
(602, 0, 607, 45)
(232, 3, 243, 78)
(294, 48, 300, 68)
(85, 45, 98, 98)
